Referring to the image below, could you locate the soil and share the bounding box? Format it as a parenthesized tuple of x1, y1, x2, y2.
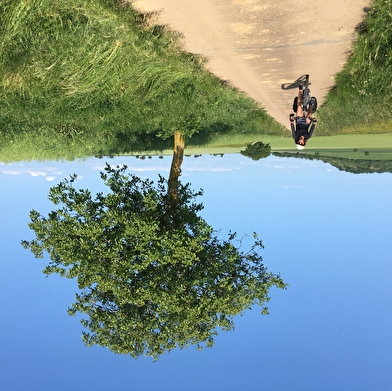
(131, 0, 370, 128)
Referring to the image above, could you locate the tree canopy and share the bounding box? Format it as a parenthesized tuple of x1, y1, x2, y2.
(240, 141, 271, 160)
(22, 162, 286, 359)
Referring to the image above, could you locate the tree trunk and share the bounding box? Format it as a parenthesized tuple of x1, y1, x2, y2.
(162, 132, 185, 226)
(168, 131, 185, 205)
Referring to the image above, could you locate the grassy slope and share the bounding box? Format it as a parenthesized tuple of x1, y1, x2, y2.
(316, 0, 392, 135)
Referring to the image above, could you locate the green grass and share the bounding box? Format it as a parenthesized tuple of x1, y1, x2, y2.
(316, 0, 392, 135)
(113, 134, 392, 160)
(334, 120, 392, 135)
(192, 132, 392, 151)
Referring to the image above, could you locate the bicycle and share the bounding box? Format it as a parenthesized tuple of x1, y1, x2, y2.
(292, 74, 317, 115)
(288, 75, 318, 149)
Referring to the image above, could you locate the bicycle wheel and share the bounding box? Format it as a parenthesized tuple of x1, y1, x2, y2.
(302, 74, 310, 111)
(292, 96, 298, 112)
(302, 90, 311, 110)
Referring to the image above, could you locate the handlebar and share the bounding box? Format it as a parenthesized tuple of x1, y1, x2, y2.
(289, 114, 317, 123)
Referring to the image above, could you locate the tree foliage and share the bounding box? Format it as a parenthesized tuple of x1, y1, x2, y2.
(240, 141, 271, 160)
(22, 163, 286, 359)
(272, 151, 392, 174)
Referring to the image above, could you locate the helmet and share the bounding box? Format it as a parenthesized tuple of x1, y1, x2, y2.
(296, 144, 305, 150)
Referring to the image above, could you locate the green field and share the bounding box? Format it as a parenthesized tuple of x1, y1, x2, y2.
(115, 133, 392, 161)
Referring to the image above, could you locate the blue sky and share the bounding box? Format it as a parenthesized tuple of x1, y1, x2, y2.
(1, 154, 391, 391)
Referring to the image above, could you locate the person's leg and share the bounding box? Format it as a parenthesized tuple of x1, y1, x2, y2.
(296, 86, 304, 117)
(306, 103, 313, 124)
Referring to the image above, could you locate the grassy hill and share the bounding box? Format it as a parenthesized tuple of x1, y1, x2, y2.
(316, 0, 392, 135)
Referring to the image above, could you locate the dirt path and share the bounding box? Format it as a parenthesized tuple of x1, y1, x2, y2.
(132, 0, 369, 128)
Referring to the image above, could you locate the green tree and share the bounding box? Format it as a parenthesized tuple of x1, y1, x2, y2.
(22, 147, 286, 359)
(240, 141, 271, 160)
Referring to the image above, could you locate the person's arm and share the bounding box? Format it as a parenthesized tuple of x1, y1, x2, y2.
(290, 114, 296, 139)
(308, 120, 316, 138)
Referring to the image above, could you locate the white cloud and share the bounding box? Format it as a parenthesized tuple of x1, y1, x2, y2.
(47, 170, 63, 175)
(1, 170, 21, 175)
(90, 164, 107, 171)
(130, 166, 169, 172)
(0, 165, 63, 180)
(186, 167, 234, 172)
(28, 171, 47, 177)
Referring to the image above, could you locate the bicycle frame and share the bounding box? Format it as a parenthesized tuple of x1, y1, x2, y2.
(290, 74, 317, 118)
(301, 74, 311, 113)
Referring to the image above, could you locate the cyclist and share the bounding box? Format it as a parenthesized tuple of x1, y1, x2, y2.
(289, 84, 317, 150)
